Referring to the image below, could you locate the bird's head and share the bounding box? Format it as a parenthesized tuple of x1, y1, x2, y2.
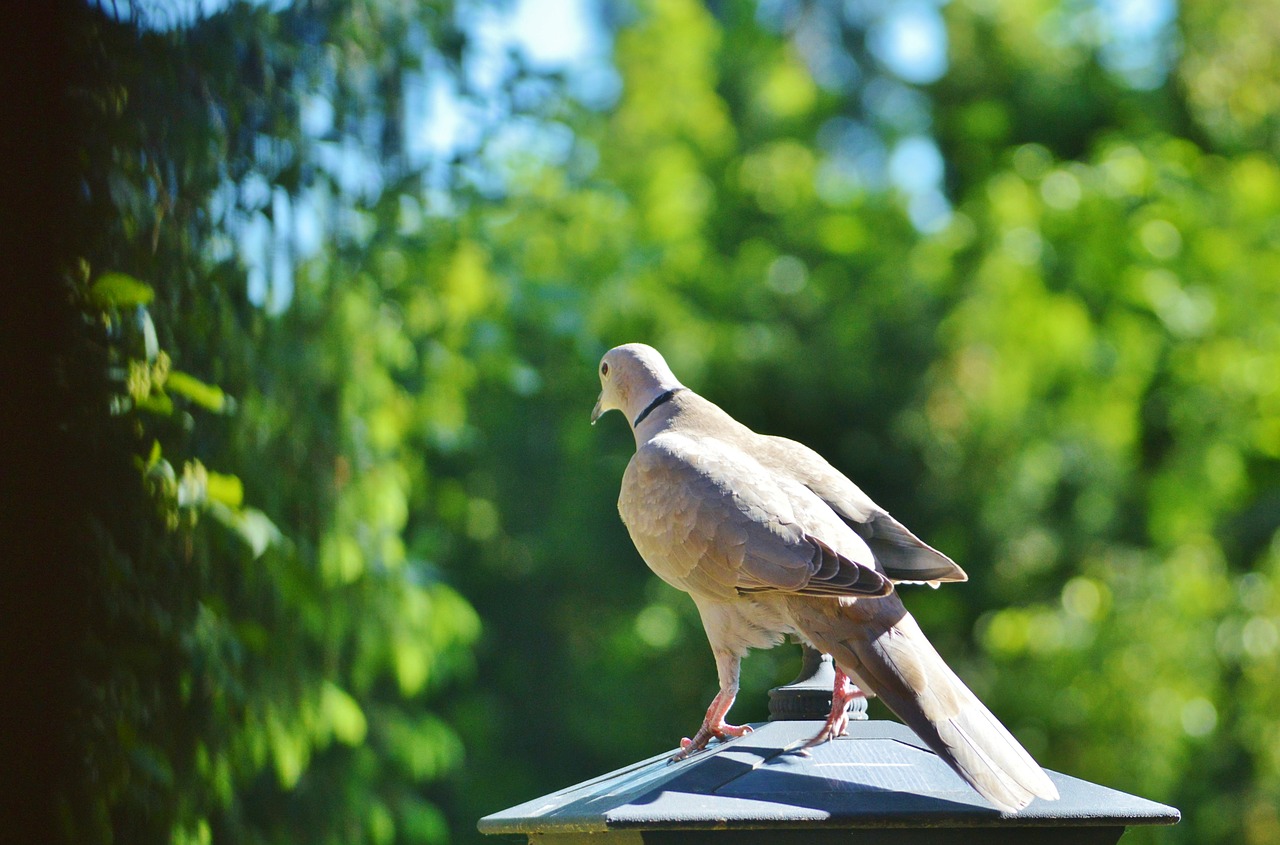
(591, 343, 683, 426)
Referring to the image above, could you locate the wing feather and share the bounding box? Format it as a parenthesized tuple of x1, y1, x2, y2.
(755, 434, 967, 584)
(619, 433, 890, 601)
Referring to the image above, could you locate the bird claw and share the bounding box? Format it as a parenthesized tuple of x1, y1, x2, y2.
(800, 717, 847, 750)
(798, 678, 865, 751)
(717, 722, 755, 739)
(669, 721, 754, 761)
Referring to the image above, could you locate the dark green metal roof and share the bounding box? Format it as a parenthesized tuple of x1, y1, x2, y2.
(478, 719, 1180, 838)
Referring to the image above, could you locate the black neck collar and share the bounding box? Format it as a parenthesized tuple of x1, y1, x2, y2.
(632, 387, 684, 428)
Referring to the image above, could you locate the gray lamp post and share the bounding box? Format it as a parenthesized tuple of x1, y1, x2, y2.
(479, 645, 1179, 844)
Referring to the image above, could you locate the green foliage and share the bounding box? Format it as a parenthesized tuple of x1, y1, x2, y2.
(45, 1, 1280, 844)
(89, 271, 155, 309)
(55, 1, 485, 843)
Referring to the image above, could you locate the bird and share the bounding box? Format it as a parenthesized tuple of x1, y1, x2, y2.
(591, 342, 1059, 814)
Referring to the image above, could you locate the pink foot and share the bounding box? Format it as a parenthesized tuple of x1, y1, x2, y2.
(669, 688, 754, 761)
(671, 719, 753, 761)
(800, 668, 865, 751)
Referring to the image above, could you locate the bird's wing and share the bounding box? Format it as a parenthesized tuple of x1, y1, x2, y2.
(756, 434, 967, 585)
(619, 433, 890, 602)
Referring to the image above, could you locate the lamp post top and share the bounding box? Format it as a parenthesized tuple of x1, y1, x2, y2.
(478, 717, 1179, 842)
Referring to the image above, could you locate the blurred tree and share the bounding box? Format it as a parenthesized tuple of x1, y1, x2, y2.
(29, 1, 494, 842)
(915, 4, 1280, 843)
(440, 5, 1280, 845)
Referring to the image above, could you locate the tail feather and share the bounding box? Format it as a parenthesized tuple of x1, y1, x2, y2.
(929, 703, 1058, 812)
(798, 595, 1058, 813)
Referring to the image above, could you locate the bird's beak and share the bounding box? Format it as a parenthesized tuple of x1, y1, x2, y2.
(590, 393, 604, 425)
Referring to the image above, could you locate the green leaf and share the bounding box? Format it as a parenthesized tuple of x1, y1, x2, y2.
(320, 681, 367, 745)
(233, 508, 283, 558)
(135, 393, 174, 416)
(177, 460, 208, 508)
(208, 503, 283, 558)
(393, 634, 430, 696)
(366, 803, 395, 845)
(267, 714, 308, 790)
(399, 800, 448, 843)
(320, 535, 364, 585)
(171, 820, 212, 845)
(166, 370, 231, 413)
(88, 272, 154, 309)
(137, 307, 159, 361)
(205, 472, 244, 508)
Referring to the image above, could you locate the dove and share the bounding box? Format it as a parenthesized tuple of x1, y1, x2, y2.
(591, 342, 1059, 814)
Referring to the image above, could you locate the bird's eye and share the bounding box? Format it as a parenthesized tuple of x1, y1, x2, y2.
(601, 362, 610, 376)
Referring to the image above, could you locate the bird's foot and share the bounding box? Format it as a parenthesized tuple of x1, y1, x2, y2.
(669, 720, 754, 762)
(798, 674, 865, 752)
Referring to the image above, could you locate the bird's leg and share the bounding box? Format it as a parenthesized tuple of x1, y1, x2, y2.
(801, 666, 865, 749)
(671, 649, 753, 761)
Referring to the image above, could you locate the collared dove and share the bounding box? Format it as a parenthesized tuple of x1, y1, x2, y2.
(591, 342, 1059, 814)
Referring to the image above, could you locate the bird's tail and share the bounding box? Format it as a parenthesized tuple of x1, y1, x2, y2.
(798, 595, 1059, 813)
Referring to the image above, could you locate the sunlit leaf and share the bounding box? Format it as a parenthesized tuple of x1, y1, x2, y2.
(382, 713, 464, 780)
(320, 682, 367, 745)
(136, 306, 159, 362)
(166, 370, 231, 413)
(177, 460, 207, 508)
(88, 271, 153, 309)
(134, 393, 174, 416)
(393, 634, 430, 696)
(367, 803, 395, 845)
(204, 471, 243, 508)
(268, 715, 308, 790)
(207, 503, 283, 558)
(320, 534, 363, 584)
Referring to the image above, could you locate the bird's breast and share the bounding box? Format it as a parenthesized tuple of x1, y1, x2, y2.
(694, 593, 797, 656)
(618, 450, 740, 600)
